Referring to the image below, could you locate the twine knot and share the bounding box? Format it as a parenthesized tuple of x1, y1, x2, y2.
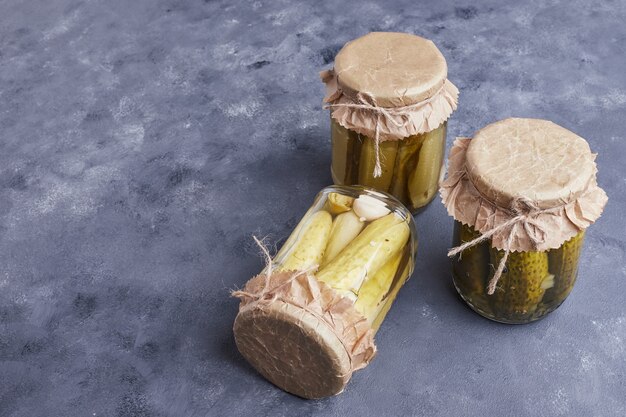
(447, 196, 552, 295)
(323, 85, 445, 178)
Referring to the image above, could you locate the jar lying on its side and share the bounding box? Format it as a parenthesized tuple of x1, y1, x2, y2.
(441, 118, 607, 324)
(233, 186, 417, 398)
(322, 32, 458, 213)
(452, 221, 586, 323)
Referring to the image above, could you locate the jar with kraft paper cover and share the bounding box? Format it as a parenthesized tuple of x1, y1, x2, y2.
(440, 118, 608, 324)
(232, 186, 417, 398)
(321, 32, 459, 212)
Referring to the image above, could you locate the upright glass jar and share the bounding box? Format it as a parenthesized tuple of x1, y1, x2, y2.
(440, 118, 608, 324)
(322, 32, 458, 212)
(233, 185, 417, 398)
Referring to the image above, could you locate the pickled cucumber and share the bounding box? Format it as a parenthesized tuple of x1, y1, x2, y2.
(369, 259, 411, 332)
(543, 231, 585, 306)
(489, 248, 554, 322)
(407, 124, 446, 209)
(358, 137, 398, 192)
(452, 223, 491, 314)
(331, 119, 363, 184)
(321, 210, 365, 266)
(354, 251, 403, 322)
(277, 210, 333, 272)
(330, 120, 354, 183)
(389, 133, 426, 203)
(316, 213, 410, 297)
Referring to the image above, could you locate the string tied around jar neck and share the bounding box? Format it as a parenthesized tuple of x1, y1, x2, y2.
(231, 236, 318, 304)
(323, 84, 446, 178)
(447, 195, 568, 295)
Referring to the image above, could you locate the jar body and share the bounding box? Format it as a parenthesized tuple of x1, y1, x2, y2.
(273, 185, 417, 331)
(330, 117, 447, 213)
(452, 222, 585, 324)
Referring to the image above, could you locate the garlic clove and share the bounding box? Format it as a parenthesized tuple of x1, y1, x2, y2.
(352, 195, 391, 221)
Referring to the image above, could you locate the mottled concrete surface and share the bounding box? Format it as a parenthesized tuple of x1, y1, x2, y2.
(0, 0, 625, 416)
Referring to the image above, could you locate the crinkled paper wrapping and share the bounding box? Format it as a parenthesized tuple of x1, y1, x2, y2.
(233, 270, 376, 399)
(440, 137, 608, 252)
(321, 69, 459, 141)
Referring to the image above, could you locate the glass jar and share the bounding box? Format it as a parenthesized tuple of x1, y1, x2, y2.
(452, 222, 585, 324)
(322, 32, 458, 213)
(441, 118, 607, 325)
(273, 185, 418, 330)
(331, 118, 447, 213)
(233, 185, 418, 398)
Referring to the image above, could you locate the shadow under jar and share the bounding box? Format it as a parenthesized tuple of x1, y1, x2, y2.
(322, 32, 458, 213)
(233, 186, 417, 398)
(440, 118, 608, 324)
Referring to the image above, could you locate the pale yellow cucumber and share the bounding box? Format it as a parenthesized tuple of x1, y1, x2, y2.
(358, 137, 398, 192)
(354, 251, 403, 322)
(316, 213, 410, 295)
(276, 210, 332, 272)
(370, 259, 411, 332)
(321, 210, 365, 266)
(407, 125, 446, 209)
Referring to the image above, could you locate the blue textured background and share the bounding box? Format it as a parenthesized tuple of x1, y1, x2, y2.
(1, 1, 625, 416)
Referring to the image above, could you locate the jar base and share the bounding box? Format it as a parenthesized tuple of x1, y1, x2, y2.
(452, 278, 565, 325)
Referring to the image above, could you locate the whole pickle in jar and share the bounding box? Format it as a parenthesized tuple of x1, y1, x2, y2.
(276, 210, 333, 272)
(330, 120, 355, 184)
(358, 137, 398, 192)
(407, 125, 446, 209)
(369, 256, 411, 332)
(389, 133, 426, 204)
(321, 209, 365, 266)
(489, 249, 554, 322)
(452, 223, 491, 314)
(316, 213, 410, 299)
(353, 251, 403, 323)
(543, 231, 585, 306)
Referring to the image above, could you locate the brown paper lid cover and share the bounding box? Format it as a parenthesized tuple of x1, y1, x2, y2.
(321, 32, 459, 140)
(440, 118, 608, 252)
(233, 271, 376, 399)
(334, 32, 448, 107)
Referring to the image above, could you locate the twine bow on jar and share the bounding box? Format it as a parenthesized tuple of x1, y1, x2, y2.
(440, 129, 608, 296)
(321, 66, 459, 179)
(323, 86, 447, 178)
(446, 197, 561, 295)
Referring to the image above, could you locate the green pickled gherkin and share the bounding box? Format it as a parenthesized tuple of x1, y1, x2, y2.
(330, 119, 447, 212)
(330, 119, 354, 184)
(330, 118, 363, 184)
(407, 124, 446, 210)
(389, 133, 426, 203)
(451, 223, 492, 315)
(543, 231, 585, 306)
(358, 137, 398, 192)
(489, 249, 554, 323)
